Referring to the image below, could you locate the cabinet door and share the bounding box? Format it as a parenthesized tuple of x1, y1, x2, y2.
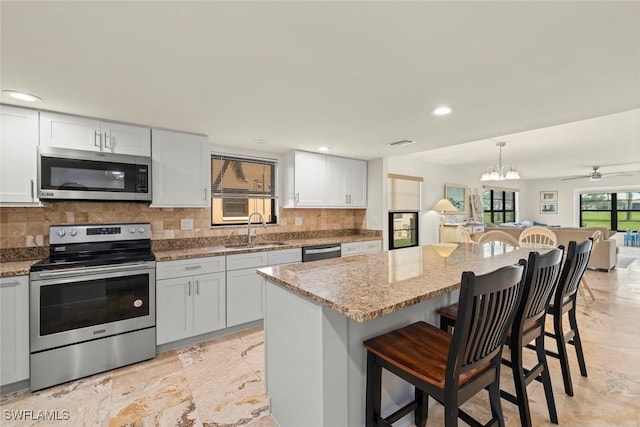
(347, 158, 367, 207)
(226, 268, 264, 327)
(361, 240, 382, 253)
(0, 276, 29, 386)
(151, 129, 210, 207)
(102, 122, 150, 156)
(0, 106, 39, 204)
(326, 156, 350, 206)
(40, 112, 101, 151)
(156, 277, 193, 344)
(294, 151, 326, 206)
(341, 242, 362, 257)
(193, 272, 226, 335)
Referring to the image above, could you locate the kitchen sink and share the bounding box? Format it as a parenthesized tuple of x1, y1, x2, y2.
(225, 242, 288, 249)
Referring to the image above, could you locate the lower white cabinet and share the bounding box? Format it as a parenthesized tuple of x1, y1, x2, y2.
(156, 257, 226, 344)
(341, 240, 382, 257)
(227, 248, 301, 328)
(0, 276, 29, 386)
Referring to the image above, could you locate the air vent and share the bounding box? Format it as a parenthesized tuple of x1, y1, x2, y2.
(389, 139, 416, 147)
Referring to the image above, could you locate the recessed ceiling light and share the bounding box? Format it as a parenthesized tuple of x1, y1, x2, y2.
(318, 146, 330, 152)
(432, 106, 452, 116)
(2, 90, 42, 102)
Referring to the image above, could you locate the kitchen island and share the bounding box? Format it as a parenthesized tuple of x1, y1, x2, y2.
(256, 242, 542, 427)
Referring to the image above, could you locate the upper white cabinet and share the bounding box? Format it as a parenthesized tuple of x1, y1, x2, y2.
(40, 112, 150, 156)
(0, 275, 29, 386)
(326, 155, 367, 208)
(0, 105, 40, 205)
(151, 129, 210, 208)
(284, 150, 367, 208)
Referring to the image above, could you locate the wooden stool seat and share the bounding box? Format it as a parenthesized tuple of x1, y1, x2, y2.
(364, 321, 491, 389)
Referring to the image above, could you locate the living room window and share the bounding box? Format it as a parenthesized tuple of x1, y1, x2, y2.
(483, 189, 516, 224)
(579, 192, 640, 231)
(211, 154, 277, 226)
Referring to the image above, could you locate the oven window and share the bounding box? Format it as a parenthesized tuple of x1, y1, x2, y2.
(40, 274, 150, 336)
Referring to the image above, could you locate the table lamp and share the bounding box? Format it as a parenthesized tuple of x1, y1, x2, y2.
(431, 198, 458, 243)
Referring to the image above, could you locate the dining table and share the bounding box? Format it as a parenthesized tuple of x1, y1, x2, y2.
(256, 242, 549, 427)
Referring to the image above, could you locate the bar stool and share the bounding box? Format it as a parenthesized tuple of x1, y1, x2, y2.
(544, 238, 593, 396)
(437, 248, 565, 427)
(363, 261, 526, 427)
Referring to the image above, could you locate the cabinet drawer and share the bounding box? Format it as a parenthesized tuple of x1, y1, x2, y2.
(341, 242, 362, 257)
(362, 240, 382, 253)
(471, 226, 485, 234)
(157, 256, 226, 279)
(226, 251, 269, 271)
(267, 248, 302, 266)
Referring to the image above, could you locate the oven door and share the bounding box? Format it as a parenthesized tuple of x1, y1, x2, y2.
(29, 262, 155, 353)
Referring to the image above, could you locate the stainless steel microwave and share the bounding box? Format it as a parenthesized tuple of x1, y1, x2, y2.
(38, 146, 151, 201)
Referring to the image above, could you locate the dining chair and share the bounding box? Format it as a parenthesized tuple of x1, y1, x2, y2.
(544, 238, 593, 397)
(363, 261, 526, 427)
(438, 248, 565, 427)
(519, 226, 558, 247)
(477, 230, 520, 246)
(578, 230, 600, 305)
(456, 225, 474, 243)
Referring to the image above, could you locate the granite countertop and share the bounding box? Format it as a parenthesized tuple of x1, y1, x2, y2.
(257, 243, 545, 323)
(154, 235, 380, 261)
(0, 234, 382, 276)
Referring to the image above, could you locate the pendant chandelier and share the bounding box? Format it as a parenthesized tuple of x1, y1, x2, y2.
(480, 141, 520, 181)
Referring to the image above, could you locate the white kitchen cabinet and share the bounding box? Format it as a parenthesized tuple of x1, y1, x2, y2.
(293, 151, 326, 207)
(341, 240, 382, 257)
(0, 276, 29, 386)
(326, 156, 367, 208)
(227, 248, 301, 328)
(284, 150, 367, 208)
(0, 105, 39, 205)
(151, 129, 210, 207)
(156, 256, 226, 345)
(39, 111, 150, 156)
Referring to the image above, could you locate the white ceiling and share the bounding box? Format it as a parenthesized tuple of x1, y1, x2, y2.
(2, 1, 640, 178)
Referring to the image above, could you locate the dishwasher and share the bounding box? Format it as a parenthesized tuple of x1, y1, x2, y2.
(302, 243, 342, 262)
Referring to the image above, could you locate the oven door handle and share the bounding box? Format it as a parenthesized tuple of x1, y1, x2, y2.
(37, 263, 153, 278)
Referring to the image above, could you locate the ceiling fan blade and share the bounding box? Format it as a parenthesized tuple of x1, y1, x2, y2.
(602, 172, 633, 177)
(560, 175, 589, 181)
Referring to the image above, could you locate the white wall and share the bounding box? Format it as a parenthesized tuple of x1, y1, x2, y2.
(523, 172, 640, 226)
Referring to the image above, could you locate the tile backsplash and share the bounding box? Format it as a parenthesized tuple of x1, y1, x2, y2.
(0, 202, 367, 249)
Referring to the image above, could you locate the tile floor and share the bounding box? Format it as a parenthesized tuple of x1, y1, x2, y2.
(1, 247, 639, 427)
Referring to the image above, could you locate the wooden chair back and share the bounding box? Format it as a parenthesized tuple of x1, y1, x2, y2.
(556, 238, 593, 302)
(456, 225, 473, 243)
(517, 248, 564, 328)
(477, 230, 520, 246)
(519, 226, 558, 247)
(590, 230, 602, 249)
(449, 261, 526, 377)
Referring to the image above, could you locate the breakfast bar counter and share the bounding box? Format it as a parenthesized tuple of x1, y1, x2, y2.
(256, 243, 543, 427)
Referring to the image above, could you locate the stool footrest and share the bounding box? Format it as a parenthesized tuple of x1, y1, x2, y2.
(382, 400, 417, 425)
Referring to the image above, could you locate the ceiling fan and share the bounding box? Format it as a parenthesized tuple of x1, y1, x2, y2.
(561, 166, 632, 181)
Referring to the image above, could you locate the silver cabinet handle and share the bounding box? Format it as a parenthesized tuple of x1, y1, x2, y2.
(30, 179, 34, 199)
(94, 130, 101, 150)
(185, 265, 202, 271)
(196, 279, 200, 295)
(349, 194, 352, 204)
(345, 195, 348, 204)
(188, 280, 192, 296)
(204, 188, 208, 200)
(0, 280, 20, 288)
(295, 192, 300, 203)
(103, 132, 112, 150)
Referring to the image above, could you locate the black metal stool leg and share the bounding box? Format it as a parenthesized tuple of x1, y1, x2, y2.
(366, 351, 382, 427)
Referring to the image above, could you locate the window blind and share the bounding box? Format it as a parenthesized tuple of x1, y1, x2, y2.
(388, 174, 423, 211)
(211, 154, 277, 199)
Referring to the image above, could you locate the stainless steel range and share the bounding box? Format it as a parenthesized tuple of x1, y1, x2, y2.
(29, 223, 156, 390)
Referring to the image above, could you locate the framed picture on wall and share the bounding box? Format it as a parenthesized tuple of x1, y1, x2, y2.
(540, 203, 558, 214)
(540, 190, 558, 202)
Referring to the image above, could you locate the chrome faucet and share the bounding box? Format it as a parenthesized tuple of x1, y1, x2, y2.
(247, 212, 267, 245)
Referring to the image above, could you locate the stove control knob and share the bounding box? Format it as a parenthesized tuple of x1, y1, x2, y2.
(57, 230, 66, 237)
(129, 227, 136, 234)
(69, 230, 77, 237)
(138, 227, 145, 233)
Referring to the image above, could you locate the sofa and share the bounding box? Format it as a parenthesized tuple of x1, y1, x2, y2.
(483, 225, 617, 271)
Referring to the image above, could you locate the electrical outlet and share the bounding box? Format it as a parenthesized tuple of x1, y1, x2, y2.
(180, 218, 193, 230)
(295, 217, 303, 226)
